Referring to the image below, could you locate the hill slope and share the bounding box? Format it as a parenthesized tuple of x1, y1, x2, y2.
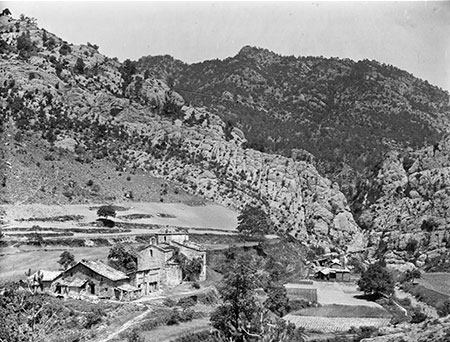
(0, 15, 361, 250)
(137, 46, 450, 192)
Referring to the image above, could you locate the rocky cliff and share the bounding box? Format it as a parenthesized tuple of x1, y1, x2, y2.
(355, 137, 450, 271)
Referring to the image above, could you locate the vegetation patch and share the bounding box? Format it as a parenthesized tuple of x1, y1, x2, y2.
(118, 213, 154, 220)
(17, 214, 85, 222)
(403, 283, 449, 309)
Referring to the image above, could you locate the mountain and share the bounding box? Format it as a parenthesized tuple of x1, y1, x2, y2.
(136, 45, 450, 270)
(0, 15, 361, 251)
(136, 46, 450, 194)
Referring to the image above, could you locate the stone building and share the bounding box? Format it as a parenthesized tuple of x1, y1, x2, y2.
(171, 240, 207, 281)
(52, 259, 134, 299)
(129, 243, 182, 294)
(129, 228, 206, 294)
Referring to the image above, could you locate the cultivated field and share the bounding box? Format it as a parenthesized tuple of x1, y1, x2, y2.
(417, 273, 450, 296)
(285, 281, 384, 307)
(292, 304, 390, 318)
(1, 202, 238, 231)
(0, 245, 111, 281)
(283, 315, 390, 333)
(284, 281, 391, 333)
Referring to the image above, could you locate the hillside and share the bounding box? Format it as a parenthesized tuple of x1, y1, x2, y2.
(354, 136, 450, 271)
(0, 15, 361, 250)
(136, 46, 450, 270)
(137, 46, 450, 193)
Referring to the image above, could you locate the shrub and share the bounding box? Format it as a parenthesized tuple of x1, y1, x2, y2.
(192, 281, 201, 289)
(437, 299, 450, 317)
(127, 329, 145, 342)
(167, 309, 181, 325)
(74, 57, 85, 74)
(178, 296, 197, 309)
(410, 307, 427, 323)
(59, 43, 71, 55)
(163, 297, 177, 307)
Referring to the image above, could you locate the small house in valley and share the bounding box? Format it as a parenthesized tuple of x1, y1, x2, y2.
(52, 259, 132, 299)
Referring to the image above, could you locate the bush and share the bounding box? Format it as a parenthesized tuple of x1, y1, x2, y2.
(197, 290, 219, 305)
(163, 298, 177, 307)
(127, 329, 145, 342)
(410, 307, 427, 323)
(167, 309, 182, 325)
(178, 296, 197, 309)
(192, 281, 201, 289)
(437, 299, 450, 317)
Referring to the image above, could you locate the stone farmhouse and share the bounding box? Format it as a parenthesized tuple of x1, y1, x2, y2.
(129, 227, 206, 295)
(30, 228, 206, 300)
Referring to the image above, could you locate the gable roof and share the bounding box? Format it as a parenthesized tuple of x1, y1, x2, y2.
(58, 259, 129, 282)
(80, 260, 129, 281)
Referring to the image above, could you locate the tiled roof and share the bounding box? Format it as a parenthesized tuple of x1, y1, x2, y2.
(80, 259, 129, 281)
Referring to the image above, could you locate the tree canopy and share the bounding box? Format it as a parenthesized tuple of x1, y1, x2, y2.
(358, 262, 394, 298)
(108, 244, 136, 273)
(211, 251, 304, 342)
(237, 204, 273, 239)
(97, 205, 116, 219)
(58, 251, 75, 270)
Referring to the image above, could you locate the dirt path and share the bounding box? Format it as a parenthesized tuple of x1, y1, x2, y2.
(96, 309, 152, 342)
(395, 288, 438, 319)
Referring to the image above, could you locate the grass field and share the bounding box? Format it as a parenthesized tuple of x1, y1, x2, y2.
(285, 281, 383, 308)
(417, 273, 450, 296)
(0, 245, 111, 281)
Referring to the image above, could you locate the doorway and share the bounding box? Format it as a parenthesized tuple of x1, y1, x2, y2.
(89, 283, 95, 295)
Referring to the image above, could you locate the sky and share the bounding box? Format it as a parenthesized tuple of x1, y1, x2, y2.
(4, 1, 450, 91)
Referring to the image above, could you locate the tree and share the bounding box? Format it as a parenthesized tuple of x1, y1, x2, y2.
(404, 269, 421, 283)
(264, 281, 290, 316)
(108, 244, 136, 272)
(58, 251, 75, 270)
(237, 204, 273, 240)
(97, 205, 116, 219)
(437, 299, 450, 317)
(74, 57, 85, 74)
(210, 252, 262, 341)
(172, 251, 204, 281)
(358, 262, 394, 298)
(211, 252, 305, 342)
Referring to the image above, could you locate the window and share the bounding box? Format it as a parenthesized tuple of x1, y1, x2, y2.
(150, 249, 153, 257)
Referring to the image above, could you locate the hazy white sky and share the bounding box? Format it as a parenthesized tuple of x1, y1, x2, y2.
(4, 1, 450, 91)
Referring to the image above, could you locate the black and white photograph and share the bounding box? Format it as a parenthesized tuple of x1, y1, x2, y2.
(0, 1, 450, 341)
